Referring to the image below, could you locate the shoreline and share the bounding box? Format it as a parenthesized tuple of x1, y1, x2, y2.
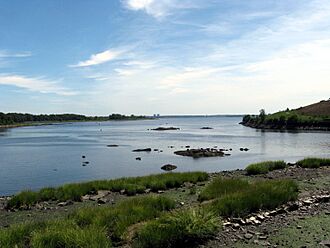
(240, 122, 330, 132)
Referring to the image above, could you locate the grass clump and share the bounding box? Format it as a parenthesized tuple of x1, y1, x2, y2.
(210, 179, 298, 217)
(70, 195, 175, 243)
(30, 220, 111, 248)
(0, 195, 174, 247)
(133, 208, 220, 248)
(246, 160, 287, 175)
(7, 172, 208, 208)
(296, 157, 330, 168)
(198, 178, 249, 202)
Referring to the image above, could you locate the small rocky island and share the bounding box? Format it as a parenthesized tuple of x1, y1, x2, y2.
(174, 148, 229, 158)
(151, 127, 180, 131)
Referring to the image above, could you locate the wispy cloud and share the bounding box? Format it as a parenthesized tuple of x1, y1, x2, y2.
(0, 74, 77, 96)
(70, 49, 124, 68)
(123, 0, 204, 19)
(0, 50, 32, 58)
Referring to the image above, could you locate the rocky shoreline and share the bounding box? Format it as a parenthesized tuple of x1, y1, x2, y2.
(1, 165, 329, 247)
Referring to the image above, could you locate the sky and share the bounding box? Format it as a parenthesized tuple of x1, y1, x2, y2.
(0, 0, 330, 115)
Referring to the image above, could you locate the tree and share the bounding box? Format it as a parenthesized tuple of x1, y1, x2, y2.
(259, 109, 266, 122)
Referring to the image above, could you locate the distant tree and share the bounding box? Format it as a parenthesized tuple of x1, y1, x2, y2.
(259, 109, 266, 122)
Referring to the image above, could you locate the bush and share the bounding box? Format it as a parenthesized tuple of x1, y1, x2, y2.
(198, 178, 249, 202)
(7, 172, 208, 208)
(246, 161, 287, 175)
(297, 158, 330, 168)
(210, 179, 298, 217)
(133, 208, 220, 248)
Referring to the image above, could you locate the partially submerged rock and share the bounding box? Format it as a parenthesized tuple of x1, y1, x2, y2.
(161, 164, 177, 171)
(132, 148, 152, 152)
(174, 148, 226, 158)
(200, 127, 213, 129)
(151, 127, 180, 131)
(107, 144, 119, 147)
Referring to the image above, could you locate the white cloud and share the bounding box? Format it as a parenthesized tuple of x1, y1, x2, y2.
(0, 51, 32, 58)
(0, 74, 77, 96)
(70, 49, 124, 67)
(123, 0, 203, 19)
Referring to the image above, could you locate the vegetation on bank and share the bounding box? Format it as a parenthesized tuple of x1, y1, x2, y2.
(7, 172, 208, 209)
(199, 178, 298, 217)
(241, 101, 330, 130)
(0, 112, 149, 126)
(0, 195, 174, 248)
(134, 208, 220, 248)
(3, 157, 330, 247)
(296, 157, 330, 168)
(245, 160, 287, 175)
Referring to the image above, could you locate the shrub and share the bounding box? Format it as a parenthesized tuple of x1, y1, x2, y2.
(133, 208, 220, 248)
(198, 178, 249, 202)
(245, 160, 287, 175)
(297, 158, 330, 168)
(7, 172, 208, 208)
(210, 179, 298, 217)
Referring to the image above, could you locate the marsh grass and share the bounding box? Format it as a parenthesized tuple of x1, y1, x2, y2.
(70, 195, 176, 242)
(133, 208, 220, 248)
(209, 179, 298, 217)
(7, 172, 208, 208)
(296, 157, 330, 168)
(245, 160, 287, 175)
(0, 195, 174, 247)
(198, 178, 249, 202)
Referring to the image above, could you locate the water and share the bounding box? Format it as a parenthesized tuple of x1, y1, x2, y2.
(0, 117, 329, 195)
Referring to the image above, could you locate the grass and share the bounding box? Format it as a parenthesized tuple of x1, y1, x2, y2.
(209, 179, 298, 217)
(133, 208, 220, 248)
(199, 177, 298, 217)
(296, 157, 330, 168)
(70, 195, 175, 243)
(0, 195, 175, 247)
(7, 172, 208, 209)
(245, 160, 287, 175)
(198, 178, 249, 202)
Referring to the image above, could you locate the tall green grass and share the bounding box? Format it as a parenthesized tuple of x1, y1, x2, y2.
(133, 208, 220, 248)
(7, 172, 208, 208)
(245, 160, 287, 175)
(208, 179, 298, 217)
(296, 157, 330, 168)
(198, 178, 249, 202)
(70, 195, 175, 242)
(0, 195, 175, 247)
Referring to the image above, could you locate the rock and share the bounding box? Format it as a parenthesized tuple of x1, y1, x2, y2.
(152, 127, 180, 131)
(302, 199, 313, 205)
(157, 190, 164, 194)
(296, 225, 302, 229)
(89, 190, 110, 201)
(153, 149, 159, 151)
(233, 223, 240, 229)
(144, 189, 151, 194)
(180, 202, 185, 206)
(185, 145, 190, 148)
(223, 221, 232, 227)
(82, 155, 86, 158)
(174, 148, 225, 158)
(132, 148, 152, 152)
(239, 148, 249, 151)
(256, 214, 265, 221)
(319, 240, 330, 247)
(97, 198, 107, 204)
(161, 164, 177, 171)
(200, 127, 213, 129)
(136, 157, 142, 161)
(120, 189, 126, 194)
(244, 233, 253, 240)
(107, 144, 119, 147)
(258, 235, 268, 240)
(286, 202, 299, 211)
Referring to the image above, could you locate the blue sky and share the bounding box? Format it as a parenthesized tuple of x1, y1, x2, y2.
(1, 0, 330, 115)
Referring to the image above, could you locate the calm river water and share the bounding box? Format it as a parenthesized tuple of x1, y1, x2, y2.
(0, 116, 329, 195)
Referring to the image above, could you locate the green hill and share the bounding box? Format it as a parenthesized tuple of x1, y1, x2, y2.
(241, 100, 330, 131)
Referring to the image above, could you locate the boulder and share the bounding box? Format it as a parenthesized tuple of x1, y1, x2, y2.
(152, 127, 180, 131)
(132, 148, 152, 152)
(161, 164, 177, 171)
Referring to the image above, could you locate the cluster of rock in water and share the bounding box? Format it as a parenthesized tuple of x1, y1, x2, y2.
(174, 148, 232, 158)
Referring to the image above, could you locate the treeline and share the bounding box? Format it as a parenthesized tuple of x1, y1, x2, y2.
(0, 113, 148, 125)
(241, 109, 330, 130)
